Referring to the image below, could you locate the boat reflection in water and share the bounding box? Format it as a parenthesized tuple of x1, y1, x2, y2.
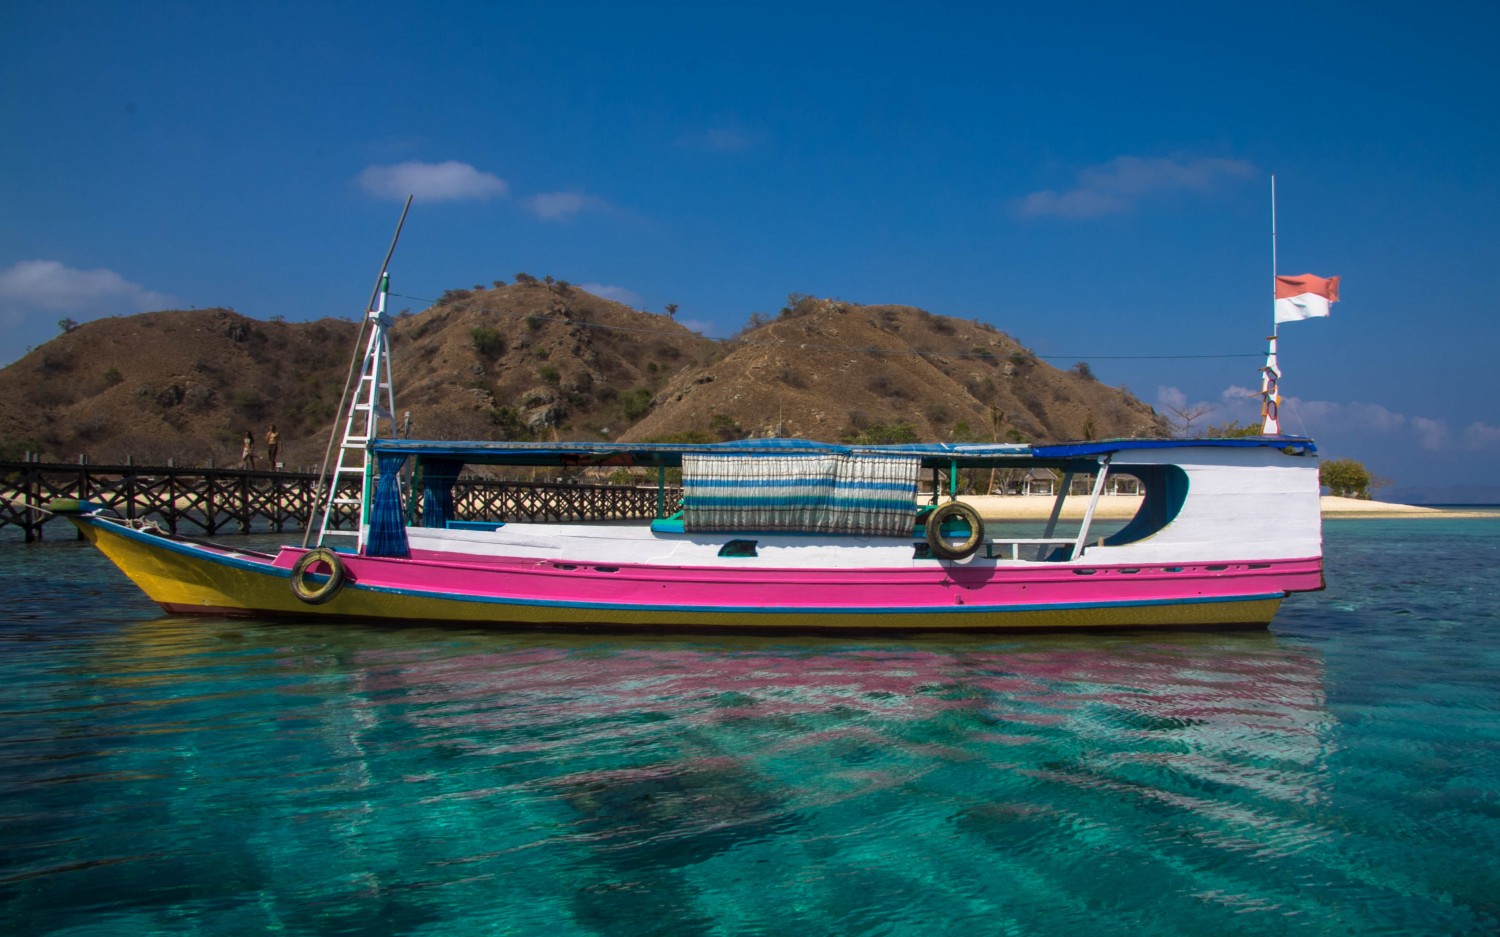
(51, 615, 1338, 933)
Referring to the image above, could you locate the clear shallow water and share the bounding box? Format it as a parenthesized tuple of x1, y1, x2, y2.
(2, 520, 1498, 936)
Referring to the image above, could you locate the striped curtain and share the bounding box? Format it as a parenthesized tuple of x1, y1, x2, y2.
(682, 454, 919, 536)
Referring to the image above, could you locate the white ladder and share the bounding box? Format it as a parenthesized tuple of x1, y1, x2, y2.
(315, 272, 399, 550)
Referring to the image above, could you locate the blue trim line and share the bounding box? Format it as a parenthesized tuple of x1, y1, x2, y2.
(1034, 437, 1316, 457)
(689, 494, 917, 510)
(371, 435, 1315, 462)
(88, 518, 293, 576)
(344, 579, 1287, 616)
(689, 477, 915, 491)
(85, 517, 1287, 617)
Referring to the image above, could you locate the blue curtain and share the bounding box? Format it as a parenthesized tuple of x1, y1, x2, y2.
(421, 459, 464, 528)
(365, 453, 411, 558)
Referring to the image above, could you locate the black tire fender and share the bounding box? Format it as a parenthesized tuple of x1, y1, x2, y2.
(290, 547, 347, 604)
(925, 501, 985, 560)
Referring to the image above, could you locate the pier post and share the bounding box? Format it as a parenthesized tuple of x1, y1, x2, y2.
(24, 459, 39, 543)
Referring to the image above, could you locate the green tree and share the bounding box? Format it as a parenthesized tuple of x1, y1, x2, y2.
(1320, 458, 1373, 499)
(1205, 419, 1263, 438)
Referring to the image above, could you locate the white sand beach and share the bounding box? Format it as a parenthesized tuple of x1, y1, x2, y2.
(1315, 496, 1499, 518)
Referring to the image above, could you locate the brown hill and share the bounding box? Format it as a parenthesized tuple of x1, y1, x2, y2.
(0, 308, 359, 466)
(0, 283, 1166, 465)
(629, 296, 1165, 444)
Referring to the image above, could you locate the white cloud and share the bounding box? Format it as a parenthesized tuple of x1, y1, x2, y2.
(1213, 383, 1472, 451)
(523, 191, 596, 221)
(1157, 384, 1226, 416)
(1346, 403, 1408, 434)
(1464, 422, 1500, 449)
(1156, 385, 1189, 412)
(1018, 155, 1257, 219)
(0, 259, 174, 314)
(357, 160, 509, 202)
(1161, 383, 1500, 462)
(1411, 416, 1449, 450)
(1219, 384, 1263, 412)
(579, 283, 643, 307)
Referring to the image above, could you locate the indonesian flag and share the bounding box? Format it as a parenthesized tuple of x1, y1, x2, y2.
(1274, 273, 1340, 324)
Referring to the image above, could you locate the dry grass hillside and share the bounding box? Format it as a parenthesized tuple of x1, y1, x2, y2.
(629, 296, 1165, 444)
(0, 283, 1166, 465)
(0, 308, 359, 466)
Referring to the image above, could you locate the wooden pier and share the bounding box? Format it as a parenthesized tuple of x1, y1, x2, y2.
(0, 460, 682, 542)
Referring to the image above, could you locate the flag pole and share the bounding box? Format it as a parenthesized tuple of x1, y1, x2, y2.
(1261, 175, 1282, 434)
(1272, 175, 1282, 345)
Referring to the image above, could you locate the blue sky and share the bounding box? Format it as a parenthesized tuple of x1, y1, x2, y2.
(3, 1, 1498, 493)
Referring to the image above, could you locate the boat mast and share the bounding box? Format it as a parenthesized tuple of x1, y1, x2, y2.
(1260, 176, 1282, 434)
(305, 197, 412, 549)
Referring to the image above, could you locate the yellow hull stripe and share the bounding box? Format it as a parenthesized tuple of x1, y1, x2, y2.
(75, 519, 1281, 631)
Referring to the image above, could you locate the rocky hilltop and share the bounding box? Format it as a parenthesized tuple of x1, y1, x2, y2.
(0, 280, 1166, 466)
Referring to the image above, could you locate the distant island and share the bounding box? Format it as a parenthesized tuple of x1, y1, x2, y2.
(0, 281, 1166, 467)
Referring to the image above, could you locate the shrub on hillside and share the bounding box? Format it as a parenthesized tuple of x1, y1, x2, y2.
(470, 327, 505, 358)
(619, 387, 654, 421)
(842, 422, 917, 445)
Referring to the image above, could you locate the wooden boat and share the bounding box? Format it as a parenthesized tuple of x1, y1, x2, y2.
(56, 433, 1323, 631)
(54, 219, 1324, 632)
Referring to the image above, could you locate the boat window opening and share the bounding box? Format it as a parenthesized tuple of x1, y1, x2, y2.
(1097, 465, 1189, 548)
(594, 566, 620, 573)
(1206, 564, 1229, 571)
(718, 540, 759, 558)
(1248, 563, 1270, 570)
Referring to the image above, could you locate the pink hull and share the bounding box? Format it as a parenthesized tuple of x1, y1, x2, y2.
(292, 548, 1324, 613)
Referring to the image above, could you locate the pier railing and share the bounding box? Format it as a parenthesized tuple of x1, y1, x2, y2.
(0, 460, 683, 542)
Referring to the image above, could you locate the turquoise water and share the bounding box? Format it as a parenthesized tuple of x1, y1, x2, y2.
(2, 519, 1499, 935)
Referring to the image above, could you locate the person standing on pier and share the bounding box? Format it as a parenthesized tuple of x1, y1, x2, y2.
(241, 430, 256, 470)
(266, 424, 280, 469)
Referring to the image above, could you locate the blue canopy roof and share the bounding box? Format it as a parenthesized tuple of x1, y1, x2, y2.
(368, 435, 1315, 467)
